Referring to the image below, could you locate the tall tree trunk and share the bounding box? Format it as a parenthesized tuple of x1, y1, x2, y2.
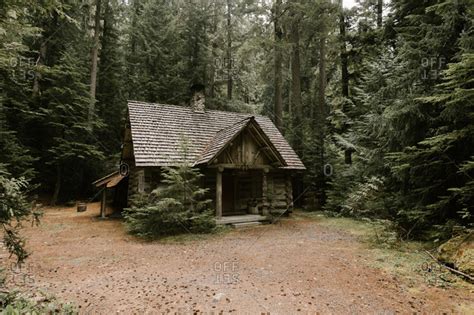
(210, 0, 219, 100)
(32, 42, 47, 97)
(51, 164, 61, 206)
(339, 1, 349, 98)
(339, 1, 353, 164)
(290, 5, 302, 153)
(287, 58, 292, 116)
(377, 0, 383, 28)
(274, 0, 283, 131)
(318, 36, 326, 118)
(131, 0, 140, 56)
(317, 28, 327, 145)
(89, 0, 102, 122)
(128, 0, 140, 101)
(317, 26, 328, 205)
(226, 0, 233, 100)
(290, 25, 301, 121)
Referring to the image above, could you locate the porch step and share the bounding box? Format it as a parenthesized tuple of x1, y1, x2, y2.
(216, 214, 269, 225)
(231, 221, 263, 229)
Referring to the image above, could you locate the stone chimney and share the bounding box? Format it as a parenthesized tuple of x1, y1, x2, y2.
(191, 84, 205, 113)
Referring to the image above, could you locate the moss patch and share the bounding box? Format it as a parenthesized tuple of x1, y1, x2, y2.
(437, 232, 474, 276)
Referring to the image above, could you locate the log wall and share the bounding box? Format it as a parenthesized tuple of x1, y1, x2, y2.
(127, 166, 294, 215)
(267, 171, 293, 215)
(127, 166, 163, 202)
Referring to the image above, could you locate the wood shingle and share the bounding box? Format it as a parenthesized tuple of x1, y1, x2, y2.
(127, 101, 305, 170)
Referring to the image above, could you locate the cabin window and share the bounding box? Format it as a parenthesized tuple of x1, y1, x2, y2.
(137, 169, 145, 193)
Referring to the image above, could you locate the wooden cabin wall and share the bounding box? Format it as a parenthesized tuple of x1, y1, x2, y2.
(268, 171, 293, 215)
(127, 165, 140, 201)
(127, 166, 163, 204)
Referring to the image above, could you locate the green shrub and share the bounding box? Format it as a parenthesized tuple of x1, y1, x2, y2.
(0, 290, 76, 315)
(124, 197, 215, 237)
(124, 155, 216, 238)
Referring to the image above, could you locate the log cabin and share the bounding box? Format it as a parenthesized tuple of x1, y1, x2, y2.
(114, 87, 305, 225)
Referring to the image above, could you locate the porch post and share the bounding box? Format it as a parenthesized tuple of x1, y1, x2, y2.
(100, 188, 106, 218)
(216, 166, 224, 218)
(262, 168, 269, 215)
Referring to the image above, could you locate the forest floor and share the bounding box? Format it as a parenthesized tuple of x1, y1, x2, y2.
(2, 203, 473, 314)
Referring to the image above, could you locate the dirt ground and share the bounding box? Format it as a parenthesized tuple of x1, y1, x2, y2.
(2, 203, 473, 314)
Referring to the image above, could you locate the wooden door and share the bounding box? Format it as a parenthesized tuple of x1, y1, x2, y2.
(222, 173, 235, 215)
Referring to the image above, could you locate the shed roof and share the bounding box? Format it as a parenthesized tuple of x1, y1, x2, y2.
(92, 171, 127, 188)
(127, 101, 305, 170)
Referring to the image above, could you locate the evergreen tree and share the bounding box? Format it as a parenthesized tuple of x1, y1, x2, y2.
(325, 0, 473, 239)
(0, 165, 37, 263)
(42, 47, 104, 205)
(124, 142, 215, 237)
(125, 0, 187, 103)
(390, 24, 474, 236)
(96, 0, 126, 156)
(0, 0, 40, 179)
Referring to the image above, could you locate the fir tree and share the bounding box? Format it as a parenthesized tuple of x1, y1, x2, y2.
(124, 141, 215, 237)
(0, 165, 39, 263)
(390, 25, 474, 236)
(41, 47, 104, 205)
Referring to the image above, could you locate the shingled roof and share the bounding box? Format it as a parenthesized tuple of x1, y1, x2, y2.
(127, 100, 305, 170)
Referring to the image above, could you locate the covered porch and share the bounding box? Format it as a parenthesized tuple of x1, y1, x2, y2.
(213, 164, 279, 226)
(92, 171, 128, 218)
(193, 116, 295, 226)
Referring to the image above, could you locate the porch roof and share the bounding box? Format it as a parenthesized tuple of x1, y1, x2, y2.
(92, 171, 126, 188)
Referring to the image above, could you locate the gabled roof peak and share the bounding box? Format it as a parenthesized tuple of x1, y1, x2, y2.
(194, 114, 286, 167)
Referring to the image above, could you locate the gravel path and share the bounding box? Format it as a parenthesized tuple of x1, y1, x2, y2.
(3, 203, 472, 314)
